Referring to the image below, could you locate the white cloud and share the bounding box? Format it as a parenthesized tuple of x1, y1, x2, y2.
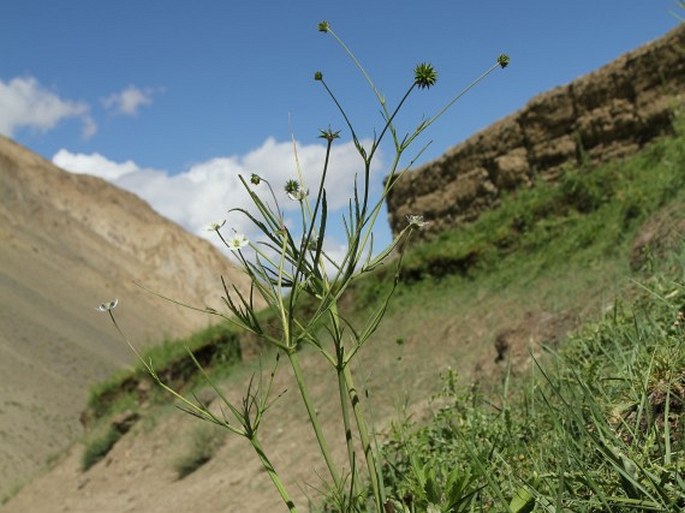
(53, 149, 141, 181)
(241, 137, 381, 211)
(52, 138, 384, 258)
(0, 76, 95, 138)
(102, 85, 155, 116)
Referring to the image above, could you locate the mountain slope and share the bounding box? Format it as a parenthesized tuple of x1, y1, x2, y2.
(0, 135, 253, 498)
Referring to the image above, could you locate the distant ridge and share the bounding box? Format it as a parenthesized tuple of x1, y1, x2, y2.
(0, 135, 253, 497)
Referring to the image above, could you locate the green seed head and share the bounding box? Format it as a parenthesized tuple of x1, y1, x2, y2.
(497, 54, 510, 69)
(285, 179, 308, 201)
(318, 128, 340, 142)
(318, 21, 330, 32)
(314, 71, 323, 81)
(414, 62, 438, 89)
(285, 179, 300, 195)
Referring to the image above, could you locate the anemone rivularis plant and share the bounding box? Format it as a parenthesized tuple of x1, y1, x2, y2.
(99, 21, 508, 513)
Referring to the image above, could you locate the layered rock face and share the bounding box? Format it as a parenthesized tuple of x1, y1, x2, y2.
(387, 24, 685, 237)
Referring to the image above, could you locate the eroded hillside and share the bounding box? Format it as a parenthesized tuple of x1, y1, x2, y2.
(0, 136, 253, 498)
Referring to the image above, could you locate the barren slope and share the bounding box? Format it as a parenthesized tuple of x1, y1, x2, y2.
(0, 136, 252, 498)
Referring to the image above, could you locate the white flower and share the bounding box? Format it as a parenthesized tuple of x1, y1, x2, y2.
(206, 220, 226, 232)
(406, 214, 429, 228)
(96, 299, 119, 312)
(227, 233, 249, 251)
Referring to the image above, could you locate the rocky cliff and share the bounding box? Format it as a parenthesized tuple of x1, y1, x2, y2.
(387, 24, 685, 237)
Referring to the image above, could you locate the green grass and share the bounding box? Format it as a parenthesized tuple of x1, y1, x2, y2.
(351, 121, 685, 512)
(342, 116, 685, 341)
(378, 260, 685, 512)
(81, 426, 123, 471)
(80, 322, 244, 472)
(315, 121, 685, 511)
(397, 116, 685, 286)
(84, 322, 243, 424)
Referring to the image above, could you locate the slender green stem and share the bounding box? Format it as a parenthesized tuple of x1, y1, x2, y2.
(368, 82, 416, 161)
(248, 241, 295, 282)
(328, 294, 381, 510)
(327, 305, 361, 495)
(289, 139, 333, 317)
(336, 357, 360, 493)
(275, 234, 294, 351)
(319, 79, 359, 147)
(327, 27, 385, 111)
(250, 436, 299, 513)
(326, 26, 414, 156)
(286, 350, 342, 489)
(343, 363, 382, 511)
(352, 151, 403, 272)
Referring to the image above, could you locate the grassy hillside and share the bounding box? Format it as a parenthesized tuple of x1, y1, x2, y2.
(342, 117, 685, 511)
(71, 117, 685, 511)
(378, 268, 684, 512)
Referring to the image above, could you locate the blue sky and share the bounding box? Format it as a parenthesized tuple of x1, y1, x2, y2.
(1, 1, 681, 258)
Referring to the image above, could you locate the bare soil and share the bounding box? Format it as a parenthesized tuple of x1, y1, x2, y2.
(0, 135, 253, 500)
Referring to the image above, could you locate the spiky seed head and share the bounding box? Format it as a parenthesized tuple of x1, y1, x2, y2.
(284, 179, 308, 201)
(497, 54, 510, 69)
(414, 62, 438, 89)
(318, 128, 340, 142)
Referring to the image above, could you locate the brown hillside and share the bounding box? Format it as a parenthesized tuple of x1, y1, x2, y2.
(0, 135, 253, 498)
